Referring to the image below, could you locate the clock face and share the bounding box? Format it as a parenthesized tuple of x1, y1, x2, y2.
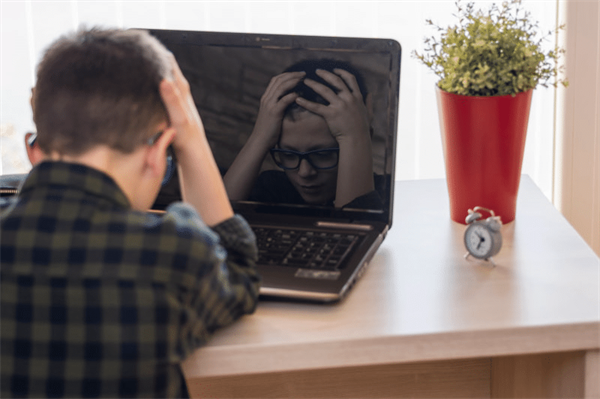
(465, 223, 494, 258)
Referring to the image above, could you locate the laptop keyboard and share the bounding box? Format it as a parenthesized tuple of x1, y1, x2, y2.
(254, 227, 361, 270)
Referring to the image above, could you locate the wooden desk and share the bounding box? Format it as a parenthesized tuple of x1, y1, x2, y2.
(183, 177, 600, 398)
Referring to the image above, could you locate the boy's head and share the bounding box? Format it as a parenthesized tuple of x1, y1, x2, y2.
(32, 28, 172, 156)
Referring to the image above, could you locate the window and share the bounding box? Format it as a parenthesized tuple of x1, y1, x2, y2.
(0, 0, 560, 202)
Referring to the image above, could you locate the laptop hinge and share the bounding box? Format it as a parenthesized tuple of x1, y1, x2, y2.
(316, 221, 373, 231)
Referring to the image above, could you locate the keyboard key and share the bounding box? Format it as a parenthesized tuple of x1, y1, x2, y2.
(254, 227, 361, 270)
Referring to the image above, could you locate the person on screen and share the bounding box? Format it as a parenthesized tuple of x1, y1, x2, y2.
(1, 28, 260, 398)
(223, 59, 383, 209)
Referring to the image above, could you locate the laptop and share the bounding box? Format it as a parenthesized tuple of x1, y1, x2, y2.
(148, 29, 401, 302)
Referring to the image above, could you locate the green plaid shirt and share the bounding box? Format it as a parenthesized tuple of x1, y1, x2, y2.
(1, 161, 260, 398)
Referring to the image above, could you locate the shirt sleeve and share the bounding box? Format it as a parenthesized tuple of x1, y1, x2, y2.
(162, 203, 261, 356)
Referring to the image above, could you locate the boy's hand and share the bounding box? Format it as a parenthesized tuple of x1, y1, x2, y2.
(159, 55, 206, 151)
(159, 55, 234, 225)
(252, 71, 305, 149)
(295, 69, 371, 145)
(222, 71, 304, 201)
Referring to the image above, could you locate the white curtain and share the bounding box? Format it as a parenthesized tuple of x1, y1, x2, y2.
(1, 0, 560, 202)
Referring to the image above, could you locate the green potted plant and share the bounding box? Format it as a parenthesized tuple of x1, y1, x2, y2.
(413, 0, 567, 224)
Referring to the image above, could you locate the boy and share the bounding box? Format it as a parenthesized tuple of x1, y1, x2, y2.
(1, 28, 261, 398)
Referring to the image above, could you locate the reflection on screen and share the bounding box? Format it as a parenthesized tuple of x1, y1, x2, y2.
(151, 31, 400, 215)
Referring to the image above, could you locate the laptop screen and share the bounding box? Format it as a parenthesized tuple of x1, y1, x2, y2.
(149, 30, 401, 224)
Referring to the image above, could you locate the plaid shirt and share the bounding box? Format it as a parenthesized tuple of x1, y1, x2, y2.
(1, 161, 260, 398)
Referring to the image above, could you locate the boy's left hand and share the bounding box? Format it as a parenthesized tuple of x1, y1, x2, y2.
(295, 68, 371, 145)
(159, 54, 207, 153)
(159, 54, 234, 225)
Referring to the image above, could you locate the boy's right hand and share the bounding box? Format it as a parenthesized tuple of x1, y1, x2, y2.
(222, 71, 304, 201)
(251, 71, 305, 149)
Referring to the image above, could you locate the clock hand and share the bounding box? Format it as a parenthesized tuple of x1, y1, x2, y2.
(476, 234, 485, 249)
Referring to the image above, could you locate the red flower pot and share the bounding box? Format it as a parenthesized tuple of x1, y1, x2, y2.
(436, 86, 533, 224)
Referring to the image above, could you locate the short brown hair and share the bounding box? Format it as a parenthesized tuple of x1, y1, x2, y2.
(33, 27, 172, 155)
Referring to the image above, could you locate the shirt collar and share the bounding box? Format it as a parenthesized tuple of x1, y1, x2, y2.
(20, 161, 131, 209)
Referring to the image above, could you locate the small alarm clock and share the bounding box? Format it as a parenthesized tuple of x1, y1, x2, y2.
(464, 206, 503, 266)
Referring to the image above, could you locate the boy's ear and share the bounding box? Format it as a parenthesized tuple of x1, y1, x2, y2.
(144, 128, 175, 178)
(25, 132, 44, 166)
